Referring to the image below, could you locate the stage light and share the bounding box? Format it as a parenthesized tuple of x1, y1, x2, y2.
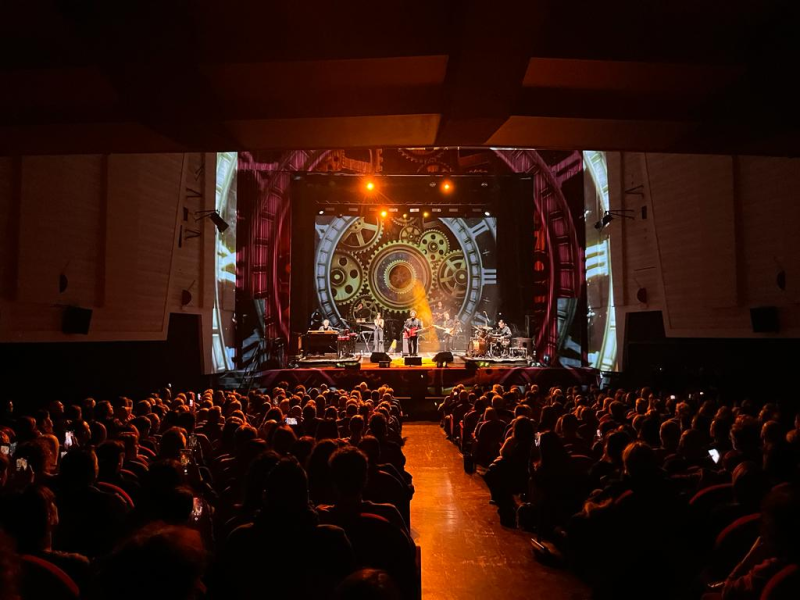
(318, 210, 324, 215)
(484, 211, 491, 217)
(409, 208, 420, 213)
(380, 210, 388, 218)
(365, 179, 376, 192)
(195, 210, 230, 233)
(595, 209, 634, 230)
(441, 180, 453, 193)
(403, 213, 408, 218)
(423, 211, 430, 218)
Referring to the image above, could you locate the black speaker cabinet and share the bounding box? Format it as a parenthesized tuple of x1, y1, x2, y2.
(370, 352, 391, 363)
(404, 356, 423, 366)
(62, 306, 92, 335)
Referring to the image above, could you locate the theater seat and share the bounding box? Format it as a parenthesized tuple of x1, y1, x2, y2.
(344, 513, 418, 599)
(614, 489, 635, 507)
(761, 564, 800, 600)
(20, 555, 80, 600)
(570, 454, 594, 474)
(690, 483, 734, 515)
(709, 513, 761, 579)
(473, 420, 505, 467)
(97, 481, 135, 509)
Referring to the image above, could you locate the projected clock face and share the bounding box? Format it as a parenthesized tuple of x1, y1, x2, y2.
(314, 213, 497, 327)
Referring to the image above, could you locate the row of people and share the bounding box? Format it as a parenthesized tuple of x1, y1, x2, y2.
(439, 383, 800, 599)
(0, 382, 417, 599)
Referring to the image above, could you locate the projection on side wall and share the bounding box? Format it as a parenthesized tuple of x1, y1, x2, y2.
(583, 150, 617, 371)
(212, 152, 238, 372)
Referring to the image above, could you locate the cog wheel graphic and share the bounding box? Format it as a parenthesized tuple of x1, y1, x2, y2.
(366, 241, 433, 313)
(397, 147, 446, 164)
(437, 251, 468, 299)
(420, 230, 450, 262)
(399, 223, 423, 242)
(348, 296, 380, 321)
(329, 251, 364, 304)
(340, 217, 383, 253)
(391, 214, 417, 227)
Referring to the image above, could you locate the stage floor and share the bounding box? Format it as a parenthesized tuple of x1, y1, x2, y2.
(259, 352, 597, 397)
(295, 351, 528, 370)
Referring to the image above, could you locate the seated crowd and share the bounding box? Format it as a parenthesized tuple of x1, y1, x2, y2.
(0, 382, 416, 600)
(439, 383, 800, 599)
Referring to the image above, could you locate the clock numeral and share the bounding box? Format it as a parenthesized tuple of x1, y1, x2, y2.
(469, 221, 490, 237)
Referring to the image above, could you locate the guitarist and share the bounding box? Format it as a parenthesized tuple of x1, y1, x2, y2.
(403, 309, 423, 356)
(440, 311, 456, 351)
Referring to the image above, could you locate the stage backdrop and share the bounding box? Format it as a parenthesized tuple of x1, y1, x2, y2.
(236, 148, 586, 368)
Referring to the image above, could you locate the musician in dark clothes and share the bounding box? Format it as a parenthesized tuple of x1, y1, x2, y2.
(440, 312, 456, 352)
(403, 310, 423, 356)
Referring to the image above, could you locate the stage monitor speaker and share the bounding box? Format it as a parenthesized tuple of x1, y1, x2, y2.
(378, 360, 391, 368)
(370, 352, 391, 364)
(404, 356, 422, 366)
(344, 362, 361, 371)
(62, 306, 92, 335)
(750, 306, 779, 333)
(432, 351, 453, 367)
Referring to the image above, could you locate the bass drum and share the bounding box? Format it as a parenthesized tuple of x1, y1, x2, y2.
(470, 338, 488, 356)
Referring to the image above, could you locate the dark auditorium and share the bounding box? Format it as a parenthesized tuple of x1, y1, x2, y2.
(2, 3, 800, 600)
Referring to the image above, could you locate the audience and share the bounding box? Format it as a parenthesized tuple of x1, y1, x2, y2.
(439, 382, 800, 599)
(0, 380, 413, 599)
(1, 375, 799, 600)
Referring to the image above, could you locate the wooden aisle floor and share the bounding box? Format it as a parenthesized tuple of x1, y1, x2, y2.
(405, 422, 590, 600)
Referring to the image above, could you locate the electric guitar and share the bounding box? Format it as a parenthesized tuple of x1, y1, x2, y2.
(432, 323, 459, 336)
(403, 325, 428, 339)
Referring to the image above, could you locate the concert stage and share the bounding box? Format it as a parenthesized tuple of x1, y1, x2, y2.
(261, 353, 597, 400)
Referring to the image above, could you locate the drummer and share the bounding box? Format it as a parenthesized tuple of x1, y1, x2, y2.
(494, 319, 512, 340)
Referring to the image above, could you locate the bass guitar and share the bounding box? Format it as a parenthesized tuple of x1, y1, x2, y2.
(403, 325, 428, 339)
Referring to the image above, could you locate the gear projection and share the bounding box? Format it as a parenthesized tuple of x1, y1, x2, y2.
(315, 213, 497, 324)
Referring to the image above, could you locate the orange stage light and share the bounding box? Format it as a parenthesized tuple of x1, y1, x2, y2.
(365, 180, 376, 192)
(380, 210, 388, 218)
(441, 180, 453, 193)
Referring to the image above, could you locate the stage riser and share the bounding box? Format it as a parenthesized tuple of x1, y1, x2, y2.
(258, 366, 597, 397)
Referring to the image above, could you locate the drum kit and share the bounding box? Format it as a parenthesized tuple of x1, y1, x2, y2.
(467, 324, 512, 358)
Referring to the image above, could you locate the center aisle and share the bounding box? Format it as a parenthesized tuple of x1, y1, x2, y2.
(404, 422, 590, 600)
